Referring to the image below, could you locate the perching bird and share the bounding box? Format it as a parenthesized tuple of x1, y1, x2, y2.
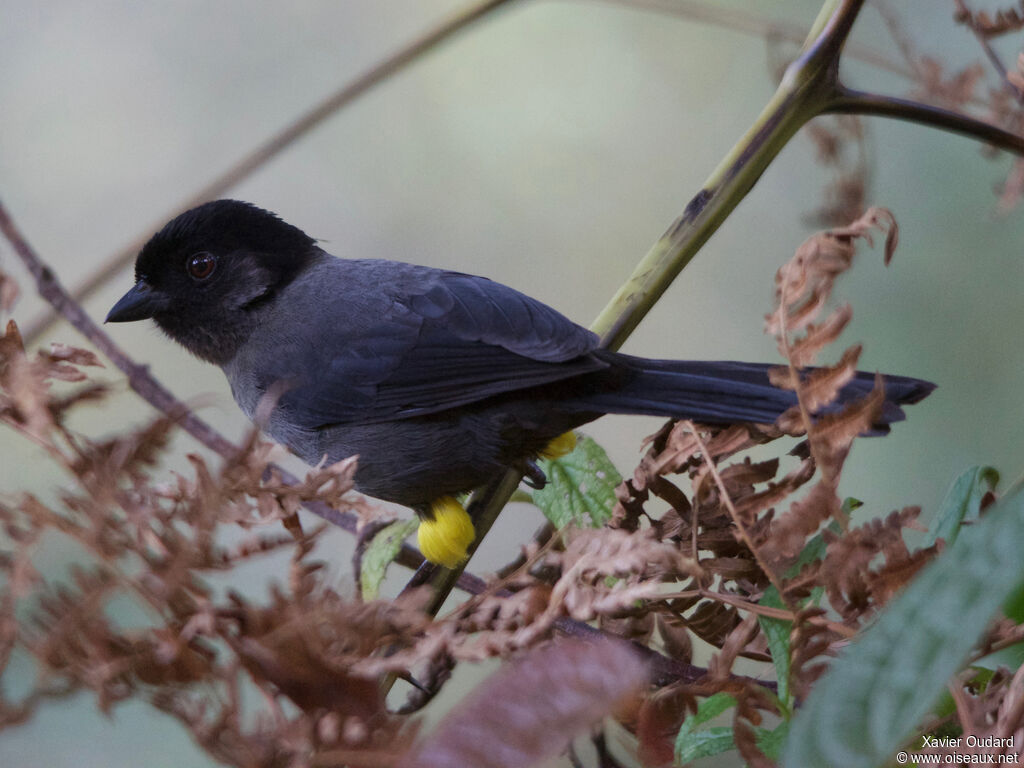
(106, 200, 934, 566)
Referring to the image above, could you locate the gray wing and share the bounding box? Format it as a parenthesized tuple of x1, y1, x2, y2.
(274, 260, 606, 428)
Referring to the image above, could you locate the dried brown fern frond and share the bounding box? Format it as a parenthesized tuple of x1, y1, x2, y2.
(821, 506, 936, 624)
(882, 2, 1024, 212)
(598, 207, 942, 763)
(6, 320, 696, 767)
(912, 665, 1024, 764)
(803, 115, 869, 227)
(422, 526, 705, 668)
(0, 321, 435, 765)
(911, 57, 987, 110)
(550, 528, 702, 622)
(0, 268, 18, 314)
(955, 1, 1024, 38)
(0, 320, 105, 446)
(761, 207, 897, 566)
(613, 417, 798, 653)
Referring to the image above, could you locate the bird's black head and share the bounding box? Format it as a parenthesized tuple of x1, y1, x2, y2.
(106, 200, 319, 364)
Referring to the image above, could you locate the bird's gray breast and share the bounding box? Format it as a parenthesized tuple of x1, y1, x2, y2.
(220, 325, 324, 466)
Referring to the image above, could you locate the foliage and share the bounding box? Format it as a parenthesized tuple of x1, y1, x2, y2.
(3, 2, 1024, 767)
(0, 319, 646, 764)
(5, 204, 1021, 768)
(531, 434, 622, 529)
(360, 519, 419, 601)
(784, 484, 1024, 768)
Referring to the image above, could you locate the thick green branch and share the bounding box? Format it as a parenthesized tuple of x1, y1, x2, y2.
(420, 0, 867, 607)
(589, 1, 862, 349)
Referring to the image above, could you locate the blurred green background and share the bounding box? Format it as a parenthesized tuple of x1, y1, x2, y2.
(1, 1, 1022, 766)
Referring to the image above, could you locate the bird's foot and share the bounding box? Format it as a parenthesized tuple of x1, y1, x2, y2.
(521, 460, 548, 490)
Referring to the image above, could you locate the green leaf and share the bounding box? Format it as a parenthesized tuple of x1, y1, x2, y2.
(507, 488, 534, 504)
(759, 593, 793, 710)
(1004, 582, 1024, 624)
(972, 641, 1024, 673)
(532, 434, 622, 528)
(841, 497, 864, 516)
(689, 692, 738, 726)
(930, 689, 957, 720)
(674, 693, 738, 764)
(782, 483, 1024, 768)
(675, 727, 736, 764)
(359, 519, 418, 601)
(759, 527, 834, 709)
(926, 465, 999, 547)
(758, 721, 790, 761)
(673, 694, 788, 765)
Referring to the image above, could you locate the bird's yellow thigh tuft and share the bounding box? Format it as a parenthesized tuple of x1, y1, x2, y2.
(539, 431, 577, 460)
(418, 496, 476, 568)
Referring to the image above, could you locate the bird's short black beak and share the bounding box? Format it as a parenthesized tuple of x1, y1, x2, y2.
(105, 281, 169, 323)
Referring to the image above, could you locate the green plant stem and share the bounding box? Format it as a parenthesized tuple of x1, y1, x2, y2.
(406, 0, 1024, 618)
(418, 0, 865, 611)
(590, 0, 861, 350)
(415, 469, 525, 616)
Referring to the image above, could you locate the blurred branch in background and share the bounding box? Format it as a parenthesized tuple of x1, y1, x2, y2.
(22, 0, 1023, 348)
(599, 0, 914, 77)
(952, 0, 1024, 210)
(954, 0, 1024, 100)
(20, 0, 517, 347)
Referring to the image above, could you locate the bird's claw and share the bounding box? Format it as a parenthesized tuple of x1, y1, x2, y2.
(521, 460, 548, 490)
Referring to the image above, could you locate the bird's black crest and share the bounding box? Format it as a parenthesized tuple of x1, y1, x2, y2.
(135, 199, 318, 284)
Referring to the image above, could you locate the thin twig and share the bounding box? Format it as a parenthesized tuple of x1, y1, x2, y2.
(827, 85, 1024, 154)
(550, 613, 774, 690)
(651, 588, 857, 639)
(0, 207, 222, 455)
(995, 662, 1024, 740)
(20, 0, 517, 348)
(872, 0, 929, 82)
(954, 0, 1024, 103)
(597, 0, 911, 78)
(683, 421, 792, 608)
(973, 623, 1024, 661)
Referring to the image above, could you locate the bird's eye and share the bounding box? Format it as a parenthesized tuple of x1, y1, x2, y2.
(187, 252, 217, 280)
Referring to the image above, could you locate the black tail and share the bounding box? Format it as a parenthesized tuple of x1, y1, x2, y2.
(580, 355, 935, 434)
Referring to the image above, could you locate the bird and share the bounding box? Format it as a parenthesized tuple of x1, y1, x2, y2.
(106, 200, 935, 566)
